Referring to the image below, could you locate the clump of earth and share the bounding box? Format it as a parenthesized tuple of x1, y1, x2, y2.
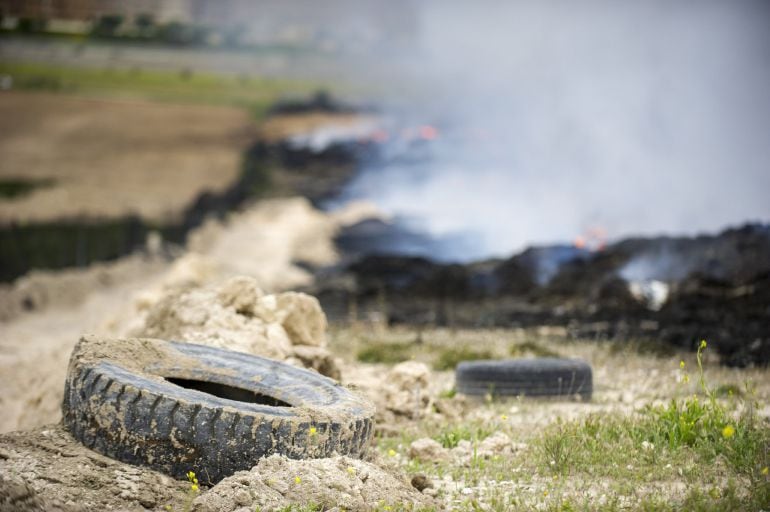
(134, 275, 340, 379)
(0, 271, 434, 511)
(0, 426, 431, 512)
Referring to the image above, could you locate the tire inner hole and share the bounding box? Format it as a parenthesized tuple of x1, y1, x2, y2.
(165, 377, 292, 407)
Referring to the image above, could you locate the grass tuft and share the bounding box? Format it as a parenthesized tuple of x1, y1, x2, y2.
(357, 341, 414, 364)
(433, 346, 494, 371)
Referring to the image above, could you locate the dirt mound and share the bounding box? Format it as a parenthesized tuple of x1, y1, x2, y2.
(134, 275, 340, 378)
(0, 425, 189, 511)
(0, 426, 429, 512)
(192, 454, 432, 512)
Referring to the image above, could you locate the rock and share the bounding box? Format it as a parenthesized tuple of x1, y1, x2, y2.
(290, 345, 341, 380)
(276, 292, 327, 346)
(410, 474, 433, 492)
(136, 283, 294, 360)
(388, 361, 430, 390)
(451, 440, 473, 461)
(134, 276, 335, 374)
(381, 362, 432, 418)
(478, 432, 512, 457)
(217, 275, 265, 315)
(408, 438, 449, 463)
(192, 455, 432, 512)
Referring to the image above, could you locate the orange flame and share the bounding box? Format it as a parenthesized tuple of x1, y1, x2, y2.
(574, 227, 607, 251)
(418, 125, 439, 140)
(370, 129, 390, 143)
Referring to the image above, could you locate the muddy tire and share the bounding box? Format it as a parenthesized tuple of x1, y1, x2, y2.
(62, 336, 375, 485)
(455, 358, 592, 400)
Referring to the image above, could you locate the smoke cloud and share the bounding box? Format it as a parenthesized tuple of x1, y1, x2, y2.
(337, 0, 770, 260)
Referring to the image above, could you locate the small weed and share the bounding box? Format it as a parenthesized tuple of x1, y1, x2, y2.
(538, 422, 577, 475)
(435, 423, 496, 449)
(438, 387, 457, 399)
(357, 341, 414, 364)
(436, 426, 472, 449)
(275, 504, 323, 512)
(714, 383, 742, 398)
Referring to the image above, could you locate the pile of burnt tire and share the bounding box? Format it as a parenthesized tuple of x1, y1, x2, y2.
(62, 336, 374, 485)
(314, 222, 770, 366)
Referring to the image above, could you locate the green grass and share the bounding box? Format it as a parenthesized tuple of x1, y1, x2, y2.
(368, 339, 770, 511)
(354, 338, 498, 370)
(0, 178, 55, 199)
(433, 346, 495, 371)
(0, 61, 319, 112)
(435, 424, 495, 450)
(357, 340, 415, 364)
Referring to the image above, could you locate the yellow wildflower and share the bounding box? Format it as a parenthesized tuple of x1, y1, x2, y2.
(309, 426, 317, 436)
(191, 484, 199, 493)
(294, 476, 302, 484)
(679, 360, 685, 369)
(501, 414, 508, 421)
(721, 425, 735, 439)
(388, 449, 397, 457)
(700, 340, 707, 349)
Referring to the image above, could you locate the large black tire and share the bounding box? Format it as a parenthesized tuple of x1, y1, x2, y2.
(62, 336, 375, 485)
(455, 358, 592, 400)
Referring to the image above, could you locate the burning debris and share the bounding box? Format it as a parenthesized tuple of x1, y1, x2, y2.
(308, 223, 770, 367)
(627, 280, 670, 311)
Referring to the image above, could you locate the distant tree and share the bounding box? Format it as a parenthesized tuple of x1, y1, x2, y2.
(135, 13, 155, 36)
(17, 17, 47, 33)
(92, 14, 124, 38)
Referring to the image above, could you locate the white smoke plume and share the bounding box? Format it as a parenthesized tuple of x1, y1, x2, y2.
(338, 0, 770, 260)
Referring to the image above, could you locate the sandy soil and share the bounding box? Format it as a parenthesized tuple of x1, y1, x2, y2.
(0, 196, 377, 433)
(0, 91, 254, 224)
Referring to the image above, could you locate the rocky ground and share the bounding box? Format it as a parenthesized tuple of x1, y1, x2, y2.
(1, 208, 769, 509)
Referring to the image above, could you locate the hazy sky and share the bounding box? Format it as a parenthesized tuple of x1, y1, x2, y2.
(339, 0, 770, 260)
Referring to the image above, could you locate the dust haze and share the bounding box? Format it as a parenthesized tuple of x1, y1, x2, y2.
(338, 0, 770, 260)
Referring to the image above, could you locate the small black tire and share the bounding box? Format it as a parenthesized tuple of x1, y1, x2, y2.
(455, 358, 592, 400)
(62, 336, 375, 485)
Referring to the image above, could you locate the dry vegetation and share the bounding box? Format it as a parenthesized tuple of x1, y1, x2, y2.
(329, 327, 770, 511)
